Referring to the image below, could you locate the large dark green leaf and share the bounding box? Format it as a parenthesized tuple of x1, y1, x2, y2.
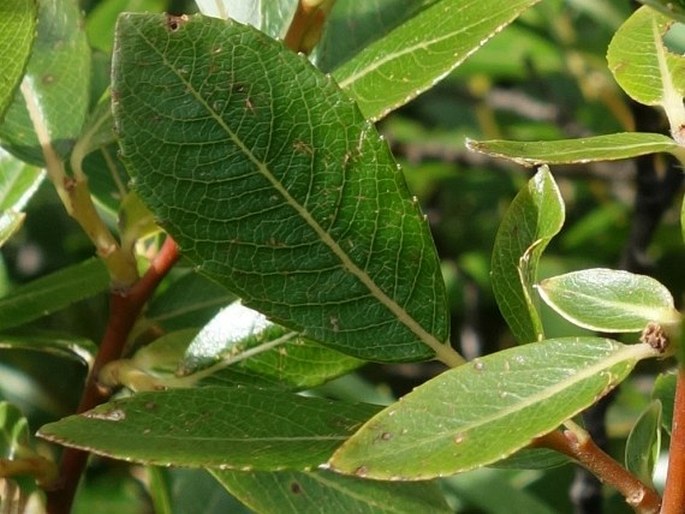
(0, 0, 91, 165)
(39, 387, 381, 469)
(329, 338, 658, 479)
(113, 14, 460, 365)
(0, 0, 37, 122)
(213, 469, 451, 514)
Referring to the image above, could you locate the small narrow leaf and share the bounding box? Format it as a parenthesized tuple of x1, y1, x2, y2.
(0, 334, 96, 369)
(625, 399, 662, 486)
(213, 469, 452, 514)
(0, 258, 109, 331)
(0, 0, 91, 165)
(328, 338, 658, 479)
(491, 166, 565, 344)
(333, 0, 541, 121)
(0, 212, 25, 248)
(466, 132, 685, 167)
(113, 14, 455, 364)
(38, 387, 380, 470)
(537, 268, 681, 332)
(0, 150, 45, 212)
(0, 402, 32, 459)
(0, 0, 37, 121)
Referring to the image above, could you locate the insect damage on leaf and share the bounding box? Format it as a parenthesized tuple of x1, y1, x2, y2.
(165, 14, 189, 32)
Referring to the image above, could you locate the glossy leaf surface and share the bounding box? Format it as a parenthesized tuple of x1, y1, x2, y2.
(0, 0, 90, 165)
(113, 14, 452, 363)
(333, 0, 541, 121)
(490, 166, 564, 344)
(213, 469, 451, 514)
(329, 338, 657, 479)
(537, 268, 681, 332)
(0, 258, 109, 331)
(39, 387, 380, 469)
(0, 334, 96, 368)
(467, 132, 684, 166)
(0, 0, 36, 121)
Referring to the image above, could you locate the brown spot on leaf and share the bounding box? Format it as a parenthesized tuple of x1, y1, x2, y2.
(165, 14, 189, 32)
(42, 74, 55, 85)
(290, 482, 302, 494)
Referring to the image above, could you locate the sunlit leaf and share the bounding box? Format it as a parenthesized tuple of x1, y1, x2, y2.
(334, 0, 541, 121)
(328, 338, 658, 479)
(213, 468, 451, 514)
(0, 0, 36, 122)
(491, 166, 565, 344)
(537, 268, 681, 332)
(637, 0, 685, 23)
(0, 0, 91, 165)
(113, 14, 458, 364)
(39, 387, 380, 469)
(625, 399, 661, 486)
(466, 132, 685, 167)
(195, 0, 298, 38)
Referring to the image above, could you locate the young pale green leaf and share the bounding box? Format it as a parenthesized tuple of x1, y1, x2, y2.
(491, 166, 565, 344)
(607, 6, 685, 138)
(0, 0, 36, 122)
(113, 14, 458, 365)
(328, 337, 658, 479)
(0, 334, 96, 369)
(652, 371, 675, 435)
(212, 469, 452, 514)
(38, 387, 380, 470)
(86, 0, 166, 52)
(0, 258, 109, 331)
(0, 0, 91, 165)
(466, 132, 685, 167)
(625, 399, 661, 486)
(316, 0, 437, 72)
(333, 0, 541, 121)
(0, 402, 32, 460)
(537, 268, 681, 332)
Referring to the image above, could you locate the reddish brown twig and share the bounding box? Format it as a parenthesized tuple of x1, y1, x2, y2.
(661, 366, 685, 514)
(45, 237, 180, 514)
(535, 430, 661, 514)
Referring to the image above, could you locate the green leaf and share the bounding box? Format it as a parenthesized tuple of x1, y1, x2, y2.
(607, 6, 685, 137)
(179, 302, 363, 387)
(38, 386, 381, 469)
(491, 166, 565, 344)
(0, 150, 45, 212)
(490, 447, 569, 470)
(0, 0, 37, 122)
(328, 337, 658, 479)
(0, 0, 91, 165)
(625, 399, 661, 486)
(0, 334, 96, 368)
(0, 212, 24, 247)
(316, 0, 438, 72)
(0, 258, 109, 331)
(213, 469, 452, 514)
(146, 272, 235, 331)
(0, 402, 32, 460)
(113, 14, 457, 364)
(466, 132, 685, 167)
(333, 0, 541, 121)
(537, 268, 681, 332)
(652, 371, 675, 435)
(86, 0, 166, 53)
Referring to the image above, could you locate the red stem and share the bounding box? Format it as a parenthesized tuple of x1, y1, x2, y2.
(536, 430, 661, 513)
(45, 237, 180, 514)
(661, 366, 685, 514)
